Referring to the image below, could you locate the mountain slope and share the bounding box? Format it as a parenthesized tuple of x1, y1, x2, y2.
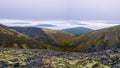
(11, 27, 60, 47)
(0, 24, 45, 49)
(68, 25, 120, 52)
(42, 28, 77, 47)
(62, 27, 93, 35)
(0, 24, 29, 38)
(12, 27, 77, 47)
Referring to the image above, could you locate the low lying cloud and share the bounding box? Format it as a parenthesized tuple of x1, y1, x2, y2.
(0, 19, 119, 30)
(10, 22, 31, 24)
(35, 24, 57, 27)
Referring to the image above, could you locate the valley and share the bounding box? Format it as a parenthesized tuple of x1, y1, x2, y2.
(0, 24, 120, 68)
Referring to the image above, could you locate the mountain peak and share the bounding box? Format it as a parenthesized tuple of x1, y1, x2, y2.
(62, 27, 93, 35)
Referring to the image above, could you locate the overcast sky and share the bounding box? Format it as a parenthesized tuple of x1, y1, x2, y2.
(0, 0, 120, 29)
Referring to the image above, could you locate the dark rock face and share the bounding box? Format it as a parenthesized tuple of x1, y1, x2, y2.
(113, 41, 120, 48)
(24, 56, 43, 68)
(13, 63, 20, 67)
(79, 40, 118, 53)
(96, 44, 105, 51)
(99, 55, 110, 64)
(105, 42, 120, 50)
(85, 45, 95, 53)
(110, 56, 120, 68)
(0, 61, 8, 68)
(93, 41, 120, 52)
(9, 59, 18, 62)
(113, 63, 120, 68)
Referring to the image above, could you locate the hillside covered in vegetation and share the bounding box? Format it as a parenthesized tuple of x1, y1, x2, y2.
(68, 25, 120, 52)
(0, 24, 120, 53)
(0, 24, 45, 49)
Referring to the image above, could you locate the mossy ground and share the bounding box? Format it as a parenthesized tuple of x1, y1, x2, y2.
(0, 48, 118, 68)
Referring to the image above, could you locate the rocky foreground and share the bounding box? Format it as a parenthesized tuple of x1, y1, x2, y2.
(0, 48, 120, 68)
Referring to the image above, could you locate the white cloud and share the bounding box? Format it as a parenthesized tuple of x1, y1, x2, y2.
(0, 19, 119, 30)
(79, 21, 119, 29)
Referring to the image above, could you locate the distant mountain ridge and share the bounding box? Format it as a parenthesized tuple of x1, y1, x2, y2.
(61, 27, 93, 35)
(0, 24, 120, 52)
